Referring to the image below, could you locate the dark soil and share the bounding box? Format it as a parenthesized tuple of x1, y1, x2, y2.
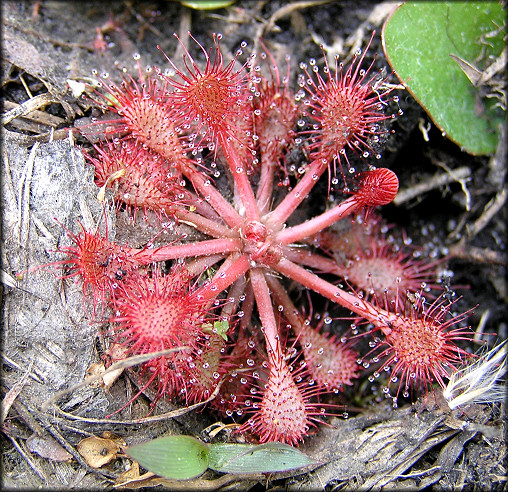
(1, 1, 506, 490)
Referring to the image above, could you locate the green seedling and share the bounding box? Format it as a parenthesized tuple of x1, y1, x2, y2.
(126, 435, 209, 480)
(202, 320, 230, 341)
(125, 435, 317, 480)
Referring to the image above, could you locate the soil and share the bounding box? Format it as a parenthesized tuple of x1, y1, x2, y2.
(1, 1, 506, 490)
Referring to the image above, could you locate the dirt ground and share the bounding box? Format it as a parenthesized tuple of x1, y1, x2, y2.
(1, 1, 506, 490)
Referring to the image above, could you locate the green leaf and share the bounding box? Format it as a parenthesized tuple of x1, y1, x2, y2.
(208, 442, 318, 474)
(103, 93, 119, 107)
(213, 320, 230, 341)
(202, 320, 230, 341)
(125, 435, 209, 480)
(382, 1, 505, 155)
(179, 0, 236, 10)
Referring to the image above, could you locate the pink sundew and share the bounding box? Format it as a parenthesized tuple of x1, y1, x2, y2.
(363, 293, 475, 401)
(106, 266, 214, 403)
(84, 139, 188, 220)
(29, 31, 480, 444)
(300, 32, 395, 179)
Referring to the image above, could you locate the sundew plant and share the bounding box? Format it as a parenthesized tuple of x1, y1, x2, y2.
(39, 31, 479, 445)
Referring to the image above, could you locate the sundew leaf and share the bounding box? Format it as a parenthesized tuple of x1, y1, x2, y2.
(125, 435, 209, 480)
(208, 442, 318, 474)
(382, 1, 505, 155)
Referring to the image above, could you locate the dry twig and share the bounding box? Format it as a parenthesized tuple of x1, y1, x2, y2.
(393, 166, 471, 206)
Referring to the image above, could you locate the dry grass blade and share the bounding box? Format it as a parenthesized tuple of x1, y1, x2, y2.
(1, 361, 34, 426)
(51, 368, 239, 425)
(1, 93, 61, 126)
(41, 348, 190, 412)
(261, 0, 332, 37)
(393, 166, 471, 206)
(3, 100, 66, 128)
